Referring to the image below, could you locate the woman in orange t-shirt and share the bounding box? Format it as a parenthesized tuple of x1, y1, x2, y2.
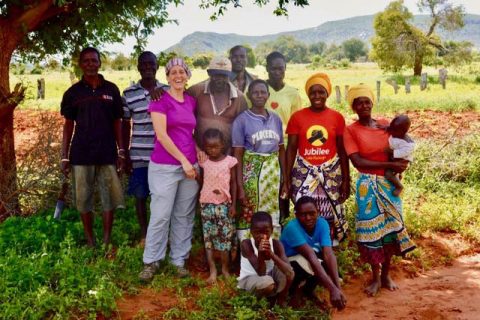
(344, 84, 415, 297)
(286, 73, 349, 243)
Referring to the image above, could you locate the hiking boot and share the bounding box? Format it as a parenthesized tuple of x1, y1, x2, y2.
(139, 262, 159, 282)
(175, 265, 190, 278)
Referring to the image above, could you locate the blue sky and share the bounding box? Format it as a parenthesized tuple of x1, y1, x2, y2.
(106, 0, 480, 54)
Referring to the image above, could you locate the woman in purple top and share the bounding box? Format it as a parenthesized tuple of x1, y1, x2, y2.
(139, 58, 199, 281)
(232, 79, 288, 240)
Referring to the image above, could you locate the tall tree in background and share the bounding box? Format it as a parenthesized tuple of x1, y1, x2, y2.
(0, 0, 309, 218)
(371, 0, 465, 76)
(342, 38, 367, 62)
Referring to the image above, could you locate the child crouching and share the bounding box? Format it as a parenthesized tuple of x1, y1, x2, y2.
(238, 212, 294, 306)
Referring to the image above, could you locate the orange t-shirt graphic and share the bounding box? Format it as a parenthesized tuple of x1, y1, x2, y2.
(286, 107, 345, 165)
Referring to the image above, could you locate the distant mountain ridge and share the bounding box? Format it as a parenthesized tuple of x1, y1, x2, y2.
(166, 14, 480, 56)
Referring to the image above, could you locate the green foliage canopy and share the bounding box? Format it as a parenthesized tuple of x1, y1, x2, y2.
(342, 38, 368, 62)
(370, 0, 466, 75)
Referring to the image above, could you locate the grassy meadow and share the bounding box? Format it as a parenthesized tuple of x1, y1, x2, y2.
(3, 63, 479, 319)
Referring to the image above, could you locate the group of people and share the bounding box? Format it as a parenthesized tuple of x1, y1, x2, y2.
(60, 45, 416, 310)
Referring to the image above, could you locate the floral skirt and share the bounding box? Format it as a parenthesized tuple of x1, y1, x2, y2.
(355, 173, 416, 264)
(200, 203, 234, 251)
(237, 151, 280, 232)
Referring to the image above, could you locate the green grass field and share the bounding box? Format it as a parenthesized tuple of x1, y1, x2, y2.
(4, 62, 480, 319)
(12, 62, 480, 114)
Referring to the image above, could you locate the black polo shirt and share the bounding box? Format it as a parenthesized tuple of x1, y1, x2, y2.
(61, 75, 123, 165)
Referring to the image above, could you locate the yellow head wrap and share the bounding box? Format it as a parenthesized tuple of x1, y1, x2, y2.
(305, 72, 332, 97)
(346, 84, 375, 108)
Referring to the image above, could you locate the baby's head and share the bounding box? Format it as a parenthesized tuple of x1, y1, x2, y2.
(388, 114, 411, 139)
(202, 128, 225, 159)
(250, 212, 273, 246)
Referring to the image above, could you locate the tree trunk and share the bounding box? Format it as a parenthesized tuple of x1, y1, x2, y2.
(413, 54, 423, 76)
(0, 29, 22, 219)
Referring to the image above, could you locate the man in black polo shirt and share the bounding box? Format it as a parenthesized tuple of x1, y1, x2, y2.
(61, 47, 125, 247)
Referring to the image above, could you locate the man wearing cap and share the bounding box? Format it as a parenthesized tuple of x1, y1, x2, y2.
(228, 45, 257, 93)
(61, 47, 125, 247)
(122, 51, 168, 246)
(188, 56, 248, 152)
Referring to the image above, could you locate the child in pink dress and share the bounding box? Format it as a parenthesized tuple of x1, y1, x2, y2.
(199, 128, 238, 284)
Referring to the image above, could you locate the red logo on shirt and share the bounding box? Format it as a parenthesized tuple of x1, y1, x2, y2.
(102, 95, 113, 100)
(270, 102, 279, 109)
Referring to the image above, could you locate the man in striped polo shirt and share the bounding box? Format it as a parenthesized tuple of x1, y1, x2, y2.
(122, 51, 168, 245)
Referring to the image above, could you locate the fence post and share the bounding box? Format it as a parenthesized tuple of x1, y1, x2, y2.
(393, 80, 399, 94)
(37, 78, 45, 100)
(376, 81, 381, 102)
(335, 85, 341, 104)
(405, 77, 411, 94)
(420, 73, 428, 91)
(439, 68, 447, 89)
(344, 85, 349, 102)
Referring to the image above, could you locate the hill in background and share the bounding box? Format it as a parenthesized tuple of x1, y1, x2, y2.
(166, 14, 480, 56)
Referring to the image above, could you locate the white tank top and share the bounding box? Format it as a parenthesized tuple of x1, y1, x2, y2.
(238, 237, 274, 280)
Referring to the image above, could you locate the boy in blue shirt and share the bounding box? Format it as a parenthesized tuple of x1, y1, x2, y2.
(281, 196, 346, 310)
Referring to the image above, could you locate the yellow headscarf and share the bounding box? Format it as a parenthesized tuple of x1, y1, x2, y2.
(305, 72, 332, 97)
(346, 84, 375, 108)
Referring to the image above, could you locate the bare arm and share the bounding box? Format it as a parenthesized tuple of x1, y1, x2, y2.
(114, 118, 126, 172)
(121, 118, 133, 173)
(233, 147, 245, 204)
(286, 134, 299, 192)
(322, 246, 342, 289)
(278, 144, 289, 197)
(151, 112, 196, 179)
(296, 243, 346, 310)
(241, 239, 267, 275)
(336, 135, 350, 203)
(271, 240, 294, 280)
(61, 119, 74, 177)
(349, 153, 408, 173)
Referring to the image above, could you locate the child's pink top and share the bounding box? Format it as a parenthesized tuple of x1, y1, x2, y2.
(199, 155, 237, 204)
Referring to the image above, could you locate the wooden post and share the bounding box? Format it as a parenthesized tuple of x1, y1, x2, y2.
(376, 81, 381, 102)
(405, 77, 411, 94)
(344, 85, 349, 101)
(335, 85, 341, 103)
(393, 80, 399, 94)
(420, 73, 427, 91)
(36, 78, 45, 100)
(439, 68, 447, 89)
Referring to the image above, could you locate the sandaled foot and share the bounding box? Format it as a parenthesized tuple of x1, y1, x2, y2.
(381, 275, 399, 291)
(364, 279, 381, 296)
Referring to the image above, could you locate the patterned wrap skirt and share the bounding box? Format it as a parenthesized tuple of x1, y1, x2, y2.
(355, 173, 416, 264)
(291, 155, 348, 242)
(237, 151, 281, 232)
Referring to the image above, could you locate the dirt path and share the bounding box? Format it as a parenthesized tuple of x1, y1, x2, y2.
(333, 254, 480, 320)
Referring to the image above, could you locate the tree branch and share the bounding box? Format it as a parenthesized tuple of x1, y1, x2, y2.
(14, 0, 74, 34)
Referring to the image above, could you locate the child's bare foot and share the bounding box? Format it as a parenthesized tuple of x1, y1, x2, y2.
(206, 271, 217, 285)
(393, 186, 403, 197)
(364, 279, 381, 296)
(221, 266, 231, 279)
(381, 275, 399, 291)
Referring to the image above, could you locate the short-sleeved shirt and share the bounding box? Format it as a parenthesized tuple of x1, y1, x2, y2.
(286, 107, 345, 165)
(230, 71, 257, 94)
(187, 80, 248, 150)
(343, 119, 390, 176)
(231, 110, 284, 153)
(280, 217, 332, 257)
(122, 81, 168, 168)
(265, 84, 302, 135)
(60, 75, 123, 165)
(199, 155, 238, 204)
(148, 92, 197, 165)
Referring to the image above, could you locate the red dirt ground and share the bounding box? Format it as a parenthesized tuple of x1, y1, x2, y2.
(13, 109, 480, 320)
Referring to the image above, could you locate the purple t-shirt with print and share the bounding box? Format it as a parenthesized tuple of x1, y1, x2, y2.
(231, 110, 284, 153)
(148, 92, 197, 165)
